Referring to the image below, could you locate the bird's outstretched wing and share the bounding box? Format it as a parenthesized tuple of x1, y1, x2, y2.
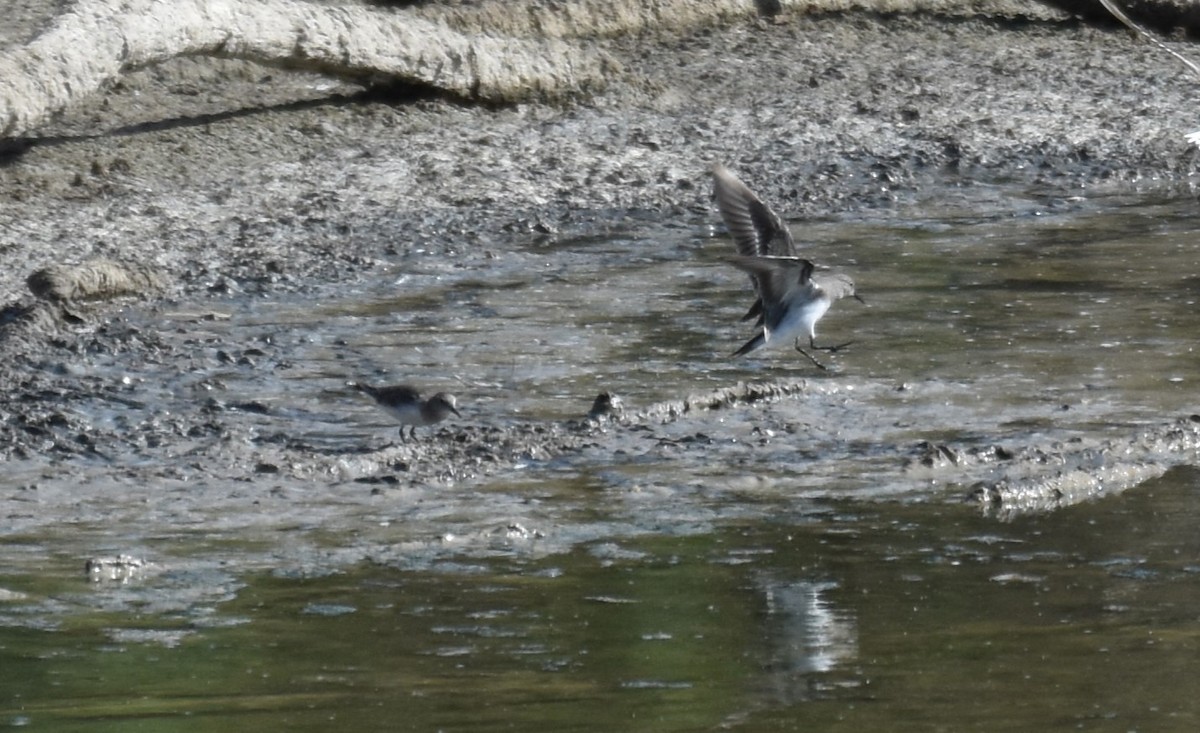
(712, 164, 796, 258)
(726, 255, 814, 306)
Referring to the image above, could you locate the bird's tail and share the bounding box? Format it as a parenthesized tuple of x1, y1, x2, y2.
(347, 380, 376, 397)
(732, 331, 766, 358)
(740, 298, 763, 323)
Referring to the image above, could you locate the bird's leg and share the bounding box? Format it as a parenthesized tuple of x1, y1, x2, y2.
(398, 427, 409, 443)
(793, 338, 828, 371)
(810, 336, 854, 353)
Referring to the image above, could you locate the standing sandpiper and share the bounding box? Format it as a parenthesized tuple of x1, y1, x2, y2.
(712, 164, 863, 369)
(349, 382, 461, 442)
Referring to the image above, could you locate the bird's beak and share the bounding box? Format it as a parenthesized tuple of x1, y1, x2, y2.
(450, 405, 462, 418)
(853, 293, 866, 305)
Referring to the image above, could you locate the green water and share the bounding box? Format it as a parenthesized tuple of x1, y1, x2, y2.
(4, 466, 1199, 731)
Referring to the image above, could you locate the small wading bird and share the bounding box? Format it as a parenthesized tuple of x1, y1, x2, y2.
(712, 164, 863, 370)
(348, 382, 461, 442)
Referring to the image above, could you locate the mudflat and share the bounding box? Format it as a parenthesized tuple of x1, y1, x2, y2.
(2, 0, 1199, 569)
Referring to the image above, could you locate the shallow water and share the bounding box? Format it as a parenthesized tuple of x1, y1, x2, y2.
(3, 185, 1200, 729)
(3, 467, 1199, 731)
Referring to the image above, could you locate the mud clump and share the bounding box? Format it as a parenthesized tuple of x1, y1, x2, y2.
(26, 258, 168, 302)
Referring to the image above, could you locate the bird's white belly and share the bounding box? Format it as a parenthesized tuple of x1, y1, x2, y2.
(767, 298, 830, 347)
(380, 403, 425, 426)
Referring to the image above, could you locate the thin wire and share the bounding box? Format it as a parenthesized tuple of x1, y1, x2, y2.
(1099, 0, 1200, 78)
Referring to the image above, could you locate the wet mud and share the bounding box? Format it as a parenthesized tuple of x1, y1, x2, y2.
(3, 0, 1200, 588)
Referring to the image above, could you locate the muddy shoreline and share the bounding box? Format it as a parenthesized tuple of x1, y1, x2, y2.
(3, 1, 1200, 576)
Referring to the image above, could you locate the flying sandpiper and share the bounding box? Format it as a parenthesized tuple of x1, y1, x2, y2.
(712, 164, 863, 369)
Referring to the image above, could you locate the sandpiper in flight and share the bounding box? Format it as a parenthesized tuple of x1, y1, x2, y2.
(349, 382, 461, 442)
(712, 164, 863, 369)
